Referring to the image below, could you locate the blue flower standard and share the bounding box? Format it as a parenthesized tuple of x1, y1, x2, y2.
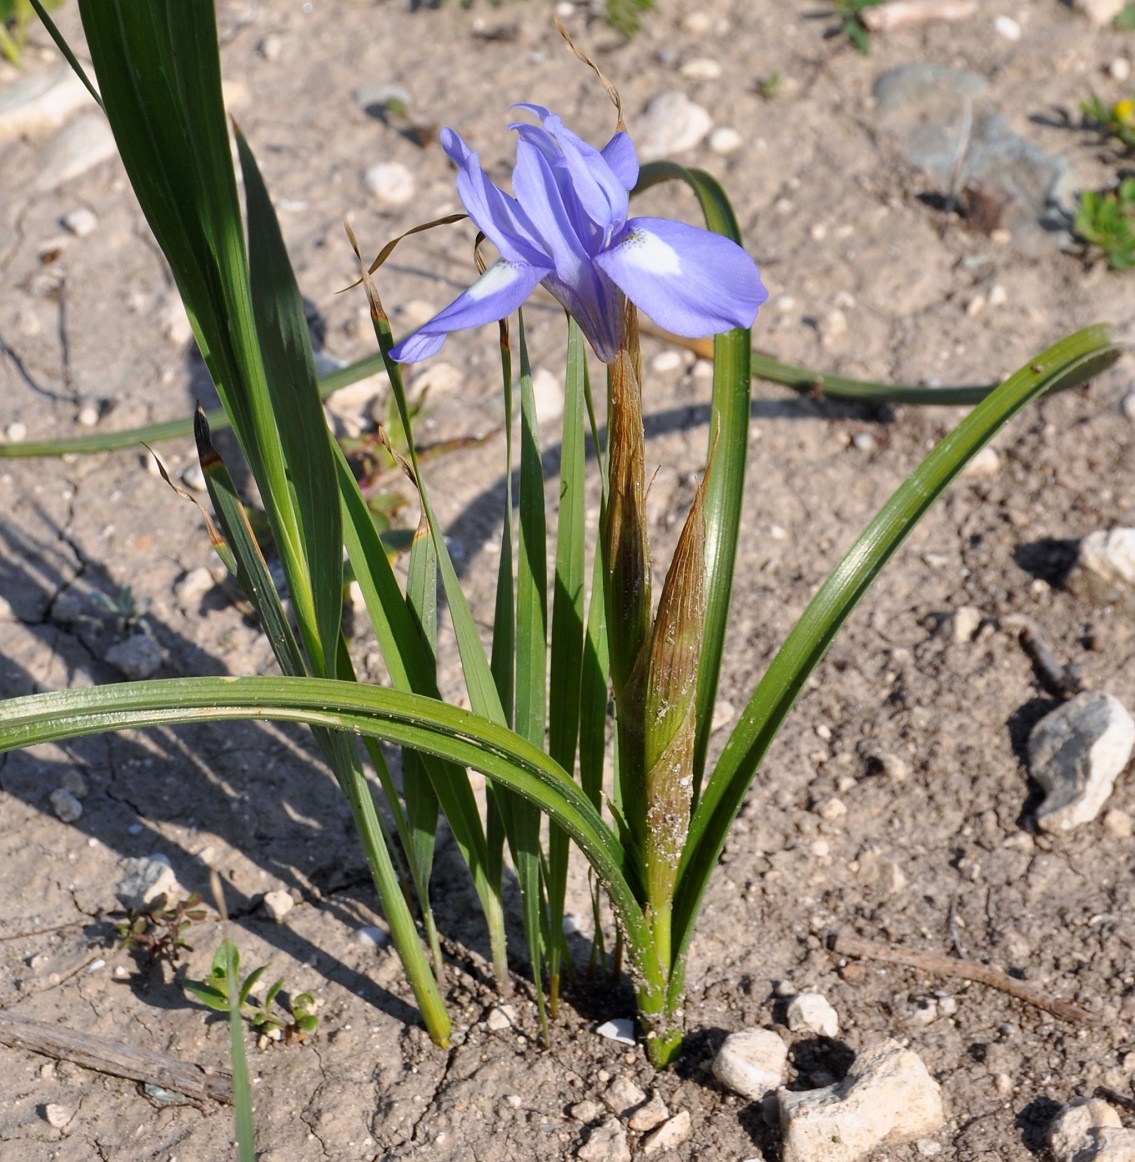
(389, 105, 767, 364)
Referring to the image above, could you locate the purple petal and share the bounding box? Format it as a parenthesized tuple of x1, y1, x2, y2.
(389, 260, 546, 363)
(600, 131, 639, 192)
(594, 217, 768, 338)
(511, 107, 628, 242)
(512, 139, 591, 278)
(440, 128, 546, 267)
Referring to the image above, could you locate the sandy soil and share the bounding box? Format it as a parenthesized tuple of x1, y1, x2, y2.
(2, 1, 1135, 1159)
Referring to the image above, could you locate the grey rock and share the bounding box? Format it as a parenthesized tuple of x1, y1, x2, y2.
(603, 1076, 647, 1118)
(1029, 692, 1135, 833)
(713, 1027, 789, 1100)
(635, 91, 711, 160)
(1048, 1098, 1135, 1162)
(780, 1039, 945, 1162)
(0, 67, 90, 143)
(36, 113, 117, 191)
(874, 64, 1079, 255)
(1070, 528, 1135, 613)
(486, 1003, 518, 1031)
(116, 854, 183, 910)
(49, 788, 83, 824)
(577, 1115, 631, 1162)
(105, 635, 162, 680)
(61, 769, 88, 799)
(569, 1099, 604, 1124)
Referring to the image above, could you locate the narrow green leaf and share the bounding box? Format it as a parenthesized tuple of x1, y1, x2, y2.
(673, 325, 1122, 966)
(224, 941, 257, 1162)
(236, 126, 342, 675)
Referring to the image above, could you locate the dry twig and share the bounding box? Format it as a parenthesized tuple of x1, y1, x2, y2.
(829, 932, 1095, 1024)
(0, 1010, 232, 1103)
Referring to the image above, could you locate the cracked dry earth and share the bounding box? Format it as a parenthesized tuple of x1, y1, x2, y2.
(3, 1, 1135, 1159)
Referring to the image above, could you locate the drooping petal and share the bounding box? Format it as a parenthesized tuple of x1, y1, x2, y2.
(594, 217, 768, 338)
(512, 137, 591, 277)
(440, 128, 547, 267)
(601, 131, 639, 192)
(389, 259, 547, 363)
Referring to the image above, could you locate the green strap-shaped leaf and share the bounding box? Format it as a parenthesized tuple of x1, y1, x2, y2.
(671, 324, 1122, 975)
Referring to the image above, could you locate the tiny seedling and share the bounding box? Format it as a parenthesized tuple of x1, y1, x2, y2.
(1082, 93, 1135, 152)
(1116, 4, 1135, 30)
(1075, 178, 1135, 270)
(114, 892, 207, 965)
(88, 583, 149, 629)
(827, 0, 886, 53)
(184, 940, 319, 1044)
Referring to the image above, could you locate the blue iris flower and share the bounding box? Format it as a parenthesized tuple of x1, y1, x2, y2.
(389, 105, 768, 364)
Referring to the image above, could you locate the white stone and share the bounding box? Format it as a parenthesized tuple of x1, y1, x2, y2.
(709, 126, 742, 154)
(635, 92, 712, 160)
(651, 350, 684, 373)
(0, 67, 91, 143)
(993, 15, 1021, 40)
(77, 404, 100, 427)
(627, 1093, 669, 1132)
(577, 1115, 631, 1162)
(36, 113, 117, 191)
(116, 854, 183, 911)
(711, 700, 736, 733)
(642, 1110, 691, 1154)
(61, 207, 99, 238)
(712, 1027, 789, 1100)
(6, 421, 27, 442)
(1028, 692, 1135, 833)
(324, 375, 389, 436)
(1112, 58, 1132, 82)
(258, 34, 284, 61)
(963, 445, 1001, 477)
(819, 308, 848, 346)
(1047, 1098, 1135, 1162)
(486, 1003, 518, 1031)
(262, 889, 294, 922)
(952, 605, 982, 643)
(570, 1099, 604, 1123)
(159, 292, 194, 347)
(174, 566, 215, 602)
(603, 1075, 646, 1117)
(105, 635, 162, 679)
(1104, 808, 1134, 838)
(681, 11, 713, 34)
(353, 925, 388, 947)
(409, 361, 463, 396)
(49, 788, 83, 824)
(816, 797, 847, 823)
(182, 462, 207, 493)
(1122, 392, 1135, 424)
(786, 992, 840, 1038)
(680, 58, 722, 80)
(365, 161, 416, 206)
(780, 1039, 945, 1162)
(1071, 0, 1128, 26)
(595, 1018, 636, 1045)
(529, 367, 564, 421)
(43, 1102, 74, 1129)
(1070, 528, 1135, 611)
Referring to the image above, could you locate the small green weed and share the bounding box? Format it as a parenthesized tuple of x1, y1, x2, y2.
(1116, 4, 1135, 30)
(829, 0, 886, 53)
(1075, 177, 1135, 270)
(1082, 93, 1135, 151)
(184, 939, 319, 1044)
(0, 0, 63, 65)
(114, 892, 207, 965)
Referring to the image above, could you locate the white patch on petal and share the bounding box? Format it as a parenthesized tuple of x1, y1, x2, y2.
(620, 228, 682, 275)
(467, 261, 524, 301)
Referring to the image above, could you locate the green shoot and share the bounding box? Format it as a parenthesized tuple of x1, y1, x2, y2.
(113, 892, 207, 966)
(1075, 178, 1135, 270)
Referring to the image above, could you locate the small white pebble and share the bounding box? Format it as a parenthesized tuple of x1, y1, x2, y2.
(786, 992, 840, 1038)
(487, 1004, 518, 1032)
(817, 796, 847, 822)
(915, 1140, 943, 1157)
(86, 958, 106, 973)
(114, 964, 129, 978)
(181, 463, 207, 492)
(595, 1018, 636, 1045)
(994, 1071, 1013, 1095)
(1112, 57, 1131, 82)
(711, 700, 735, 733)
(77, 403, 100, 427)
(62, 207, 99, 237)
(988, 283, 1007, 306)
(1121, 391, 1135, 423)
(709, 126, 742, 154)
(681, 11, 713, 34)
(364, 161, 415, 207)
(44, 1103, 73, 1129)
(262, 889, 294, 923)
(1104, 808, 1134, 839)
(851, 431, 876, 453)
(555, 1, 575, 16)
(680, 58, 722, 80)
(993, 14, 1021, 40)
(651, 349, 684, 373)
(354, 926, 388, 947)
(258, 33, 284, 61)
(6, 421, 27, 442)
(812, 839, 830, 858)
